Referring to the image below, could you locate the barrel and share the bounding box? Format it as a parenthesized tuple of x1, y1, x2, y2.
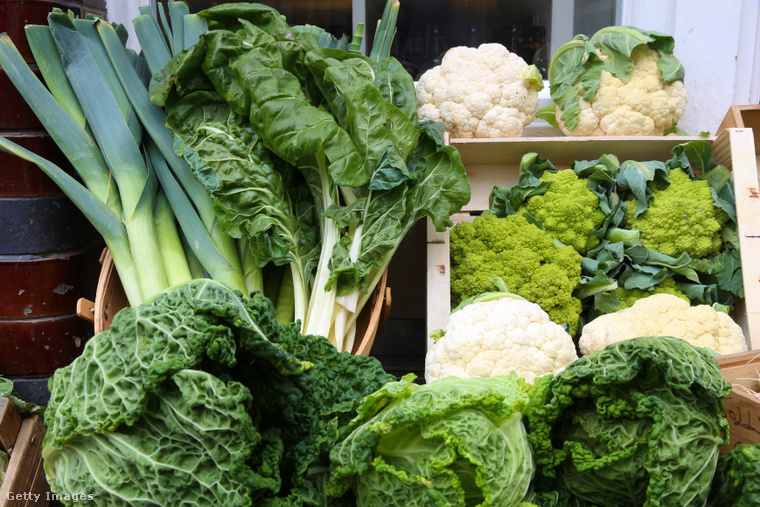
(0, 0, 107, 402)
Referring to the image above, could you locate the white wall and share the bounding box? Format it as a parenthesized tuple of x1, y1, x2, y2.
(106, 0, 151, 51)
(621, 0, 760, 135)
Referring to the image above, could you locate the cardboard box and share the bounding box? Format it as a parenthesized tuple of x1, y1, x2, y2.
(718, 350, 760, 452)
(426, 129, 760, 349)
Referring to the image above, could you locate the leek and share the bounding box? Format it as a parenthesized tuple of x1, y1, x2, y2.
(48, 12, 167, 300)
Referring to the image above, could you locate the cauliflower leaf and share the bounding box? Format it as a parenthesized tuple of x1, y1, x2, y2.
(548, 26, 687, 136)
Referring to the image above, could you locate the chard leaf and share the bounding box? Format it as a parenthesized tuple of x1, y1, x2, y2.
(166, 91, 318, 321)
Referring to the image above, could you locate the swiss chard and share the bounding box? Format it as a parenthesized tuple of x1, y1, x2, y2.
(150, 1, 470, 351)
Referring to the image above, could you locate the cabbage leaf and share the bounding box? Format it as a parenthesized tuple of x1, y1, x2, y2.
(42, 279, 394, 506)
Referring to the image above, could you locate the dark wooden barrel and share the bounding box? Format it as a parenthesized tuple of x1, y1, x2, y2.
(0, 0, 107, 393)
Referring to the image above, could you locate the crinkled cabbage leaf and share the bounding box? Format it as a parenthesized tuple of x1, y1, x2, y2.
(327, 373, 538, 506)
(43, 279, 394, 506)
(528, 336, 731, 507)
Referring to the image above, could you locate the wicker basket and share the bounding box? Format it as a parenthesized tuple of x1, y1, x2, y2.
(78, 248, 392, 356)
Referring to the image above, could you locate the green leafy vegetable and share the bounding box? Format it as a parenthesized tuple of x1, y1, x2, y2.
(42, 279, 395, 506)
(708, 443, 760, 506)
(528, 336, 731, 506)
(150, 2, 470, 351)
(327, 373, 541, 506)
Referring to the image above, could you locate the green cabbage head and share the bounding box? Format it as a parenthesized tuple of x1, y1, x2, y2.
(528, 336, 731, 507)
(326, 373, 539, 506)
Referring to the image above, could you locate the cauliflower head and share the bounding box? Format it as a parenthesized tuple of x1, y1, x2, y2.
(517, 169, 606, 254)
(623, 168, 729, 259)
(416, 43, 543, 138)
(579, 293, 748, 356)
(556, 46, 687, 136)
(450, 213, 583, 334)
(425, 297, 579, 384)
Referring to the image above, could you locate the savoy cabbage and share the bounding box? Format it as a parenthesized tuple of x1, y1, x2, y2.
(528, 335, 732, 507)
(326, 373, 539, 506)
(42, 279, 394, 506)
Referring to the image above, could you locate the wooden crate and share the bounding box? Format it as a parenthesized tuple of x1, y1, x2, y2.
(718, 104, 760, 134)
(426, 128, 760, 350)
(0, 399, 49, 507)
(718, 350, 760, 452)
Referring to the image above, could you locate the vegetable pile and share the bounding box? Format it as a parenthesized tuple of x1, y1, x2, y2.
(0, 0, 471, 352)
(42, 279, 395, 506)
(449, 138, 745, 354)
(547, 26, 688, 136)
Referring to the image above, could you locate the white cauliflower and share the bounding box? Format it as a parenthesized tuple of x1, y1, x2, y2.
(415, 43, 544, 138)
(549, 26, 688, 137)
(556, 46, 687, 136)
(425, 296, 578, 384)
(579, 293, 748, 356)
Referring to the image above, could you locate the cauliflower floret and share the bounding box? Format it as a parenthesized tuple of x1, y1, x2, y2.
(416, 43, 543, 138)
(425, 297, 579, 383)
(556, 45, 688, 136)
(579, 293, 748, 356)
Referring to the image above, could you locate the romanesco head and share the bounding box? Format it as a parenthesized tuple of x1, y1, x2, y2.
(517, 169, 606, 255)
(450, 213, 583, 334)
(623, 168, 729, 259)
(615, 277, 690, 310)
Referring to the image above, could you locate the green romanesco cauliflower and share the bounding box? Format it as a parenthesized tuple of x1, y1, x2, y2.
(450, 213, 583, 334)
(614, 277, 689, 310)
(623, 168, 729, 259)
(518, 169, 606, 255)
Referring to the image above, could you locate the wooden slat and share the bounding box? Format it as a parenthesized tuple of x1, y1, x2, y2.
(0, 398, 22, 452)
(26, 465, 51, 506)
(718, 129, 760, 349)
(0, 416, 48, 507)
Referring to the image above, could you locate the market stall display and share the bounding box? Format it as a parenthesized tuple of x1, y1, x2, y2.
(1, 0, 760, 505)
(427, 130, 758, 348)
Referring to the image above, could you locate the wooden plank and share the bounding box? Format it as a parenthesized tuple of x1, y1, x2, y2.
(26, 464, 51, 506)
(0, 398, 22, 452)
(0, 416, 47, 507)
(718, 105, 746, 133)
(426, 215, 453, 348)
(717, 129, 760, 349)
